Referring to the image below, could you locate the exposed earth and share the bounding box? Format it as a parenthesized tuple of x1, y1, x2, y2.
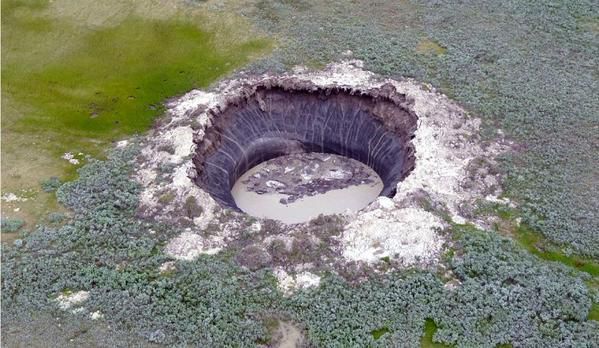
(236, 153, 378, 204)
(231, 152, 384, 223)
(2, 1, 598, 347)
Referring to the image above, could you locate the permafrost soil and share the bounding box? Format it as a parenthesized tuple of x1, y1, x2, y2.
(135, 60, 512, 293)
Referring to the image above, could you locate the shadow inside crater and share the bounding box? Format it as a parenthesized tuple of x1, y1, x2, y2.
(192, 81, 418, 210)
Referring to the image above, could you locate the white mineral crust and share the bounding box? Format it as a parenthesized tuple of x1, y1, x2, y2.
(274, 268, 321, 296)
(55, 290, 89, 311)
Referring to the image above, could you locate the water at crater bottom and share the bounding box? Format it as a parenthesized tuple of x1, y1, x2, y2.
(231, 153, 383, 224)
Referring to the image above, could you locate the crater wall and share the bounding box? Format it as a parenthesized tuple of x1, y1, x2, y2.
(192, 82, 418, 208)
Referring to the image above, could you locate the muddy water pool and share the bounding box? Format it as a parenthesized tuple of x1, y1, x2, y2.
(231, 153, 383, 223)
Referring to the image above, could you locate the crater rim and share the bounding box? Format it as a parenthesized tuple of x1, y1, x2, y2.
(192, 79, 419, 213)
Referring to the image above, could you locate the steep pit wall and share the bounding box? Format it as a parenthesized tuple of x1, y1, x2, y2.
(192, 81, 418, 209)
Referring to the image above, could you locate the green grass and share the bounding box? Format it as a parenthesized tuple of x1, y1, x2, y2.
(589, 303, 599, 321)
(514, 224, 599, 277)
(3, 2, 270, 144)
(1, 0, 271, 226)
(415, 38, 447, 56)
(371, 326, 390, 340)
(478, 204, 598, 277)
(420, 319, 450, 348)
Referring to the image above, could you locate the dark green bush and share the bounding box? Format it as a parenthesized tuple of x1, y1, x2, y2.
(434, 227, 598, 346)
(2, 146, 597, 346)
(40, 176, 62, 192)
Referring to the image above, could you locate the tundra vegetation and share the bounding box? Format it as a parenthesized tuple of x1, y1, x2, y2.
(2, 0, 598, 347)
(237, 0, 599, 257)
(1, 0, 270, 229)
(2, 147, 598, 346)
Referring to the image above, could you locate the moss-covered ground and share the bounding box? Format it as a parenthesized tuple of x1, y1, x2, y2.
(236, 0, 599, 258)
(1, 0, 270, 231)
(2, 0, 598, 347)
(420, 320, 450, 348)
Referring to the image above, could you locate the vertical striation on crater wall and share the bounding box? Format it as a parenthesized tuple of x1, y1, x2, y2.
(192, 82, 418, 209)
(135, 61, 512, 269)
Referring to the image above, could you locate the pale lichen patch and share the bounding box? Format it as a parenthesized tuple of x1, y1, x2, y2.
(164, 231, 222, 261)
(55, 290, 89, 311)
(90, 311, 104, 320)
(340, 207, 444, 265)
(274, 268, 321, 296)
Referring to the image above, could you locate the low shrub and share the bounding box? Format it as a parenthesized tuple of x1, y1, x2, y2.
(40, 176, 62, 192)
(241, 0, 599, 257)
(47, 212, 66, 224)
(434, 226, 598, 346)
(1, 218, 25, 233)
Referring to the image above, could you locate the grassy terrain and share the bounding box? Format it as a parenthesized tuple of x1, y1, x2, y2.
(478, 205, 599, 321)
(479, 203, 599, 277)
(237, 0, 599, 257)
(420, 320, 450, 348)
(514, 224, 599, 276)
(2, 0, 598, 346)
(1, 0, 271, 233)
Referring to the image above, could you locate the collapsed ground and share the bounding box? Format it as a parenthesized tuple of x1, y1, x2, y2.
(2, 0, 598, 347)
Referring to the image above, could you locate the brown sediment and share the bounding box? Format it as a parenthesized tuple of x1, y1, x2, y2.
(192, 78, 418, 209)
(238, 152, 377, 203)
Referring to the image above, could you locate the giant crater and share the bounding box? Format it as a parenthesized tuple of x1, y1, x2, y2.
(192, 81, 419, 210)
